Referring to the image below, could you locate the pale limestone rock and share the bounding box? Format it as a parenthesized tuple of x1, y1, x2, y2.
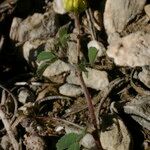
(138, 67, 150, 88)
(107, 32, 150, 67)
(24, 134, 45, 150)
(10, 10, 59, 42)
(80, 134, 96, 149)
(67, 68, 109, 90)
(23, 40, 45, 66)
(43, 59, 71, 77)
(144, 4, 150, 19)
(100, 115, 132, 150)
(104, 0, 146, 35)
(87, 40, 106, 58)
(124, 96, 150, 130)
(65, 126, 96, 149)
(53, 0, 67, 14)
(67, 33, 83, 64)
(59, 83, 83, 97)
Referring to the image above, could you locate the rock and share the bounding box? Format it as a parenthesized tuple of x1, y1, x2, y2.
(24, 134, 45, 150)
(1, 135, 13, 150)
(67, 33, 83, 64)
(53, 0, 67, 14)
(65, 126, 96, 149)
(144, 4, 150, 19)
(100, 115, 132, 150)
(138, 67, 150, 88)
(43, 59, 71, 77)
(107, 32, 150, 67)
(66, 68, 109, 90)
(104, 0, 146, 35)
(18, 88, 35, 104)
(123, 96, 150, 130)
(59, 83, 83, 97)
(80, 133, 96, 149)
(23, 40, 46, 66)
(10, 9, 59, 42)
(87, 40, 106, 58)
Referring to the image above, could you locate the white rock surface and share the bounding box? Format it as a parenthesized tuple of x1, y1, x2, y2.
(144, 4, 150, 18)
(18, 89, 30, 104)
(80, 133, 96, 149)
(43, 59, 71, 77)
(87, 40, 106, 58)
(107, 32, 150, 67)
(59, 83, 83, 97)
(104, 0, 146, 35)
(100, 115, 132, 150)
(138, 67, 150, 88)
(124, 96, 150, 130)
(65, 126, 96, 149)
(67, 33, 83, 64)
(10, 10, 58, 42)
(67, 68, 109, 90)
(23, 40, 45, 64)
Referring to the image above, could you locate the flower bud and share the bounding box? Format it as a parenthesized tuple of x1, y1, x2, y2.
(63, 0, 87, 13)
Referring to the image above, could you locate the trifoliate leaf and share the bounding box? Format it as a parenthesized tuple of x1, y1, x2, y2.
(56, 133, 81, 150)
(88, 47, 98, 65)
(68, 142, 80, 150)
(37, 51, 56, 62)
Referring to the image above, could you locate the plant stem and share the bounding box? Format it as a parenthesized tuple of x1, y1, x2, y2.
(74, 13, 103, 150)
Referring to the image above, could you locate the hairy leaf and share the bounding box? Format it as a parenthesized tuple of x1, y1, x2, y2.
(59, 26, 68, 39)
(37, 51, 56, 62)
(56, 133, 82, 150)
(68, 142, 80, 150)
(88, 47, 98, 65)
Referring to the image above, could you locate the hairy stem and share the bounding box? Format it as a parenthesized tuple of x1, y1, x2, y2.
(74, 13, 103, 150)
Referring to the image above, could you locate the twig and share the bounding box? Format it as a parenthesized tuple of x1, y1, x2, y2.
(86, 8, 97, 40)
(130, 69, 150, 95)
(96, 77, 128, 126)
(35, 95, 71, 105)
(0, 83, 18, 125)
(0, 104, 19, 150)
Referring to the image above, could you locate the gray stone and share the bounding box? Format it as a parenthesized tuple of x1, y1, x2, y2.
(104, 0, 146, 35)
(100, 115, 132, 150)
(144, 4, 150, 19)
(138, 67, 150, 88)
(43, 59, 71, 77)
(107, 32, 150, 67)
(66, 68, 109, 90)
(59, 83, 83, 97)
(10, 9, 59, 42)
(87, 40, 106, 58)
(124, 96, 150, 130)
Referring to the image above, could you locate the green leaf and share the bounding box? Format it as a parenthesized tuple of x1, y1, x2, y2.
(68, 142, 80, 150)
(59, 26, 68, 39)
(88, 47, 98, 65)
(36, 61, 50, 77)
(56, 133, 81, 150)
(78, 63, 88, 78)
(58, 26, 70, 48)
(37, 51, 56, 62)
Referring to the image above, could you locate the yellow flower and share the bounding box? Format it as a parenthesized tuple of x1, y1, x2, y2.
(63, 0, 87, 13)
(53, 0, 87, 14)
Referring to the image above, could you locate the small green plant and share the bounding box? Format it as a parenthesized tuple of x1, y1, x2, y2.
(37, 0, 103, 149)
(56, 132, 85, 150)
